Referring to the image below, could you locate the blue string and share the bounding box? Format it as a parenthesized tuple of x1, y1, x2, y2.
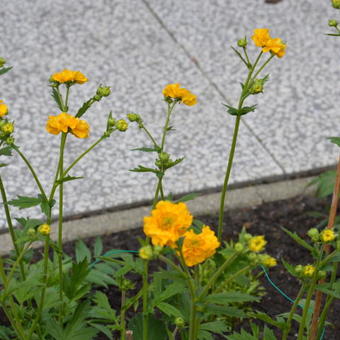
(260, 265, 326, 340)
(90, 251, 326, 339)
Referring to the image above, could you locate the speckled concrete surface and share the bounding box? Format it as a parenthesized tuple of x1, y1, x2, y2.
(0, 0, 335, 229)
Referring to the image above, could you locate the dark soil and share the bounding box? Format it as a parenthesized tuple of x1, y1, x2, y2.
(1, 194, 339, 339)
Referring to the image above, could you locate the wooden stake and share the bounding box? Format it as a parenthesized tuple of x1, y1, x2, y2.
(309, 157, 340, 340)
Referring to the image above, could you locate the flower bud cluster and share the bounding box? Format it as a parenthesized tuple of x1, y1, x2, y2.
(332, 0, 340, 9)
(139, 244, 163, 260)
(307, 227, 337, 243)
(0, 100, 15, 144)
(93, 86, 111, 102)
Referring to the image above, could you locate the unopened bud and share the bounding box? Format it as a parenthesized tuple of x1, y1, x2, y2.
(159, 152, 170, 162)
(153, 245, 163, 256)
(332, 0, 340, 9)
(307, 228, 319, 242)
(174, 317, 185, 328)
(93, 94, 102, 101)
(243, 233, 252, 241)
(38, 224, 51, 236)
(237, 38, 247, 48)
(127, 113, 142, 123)
(6, 136, 14, 145)
(27, 228, 36, 236)
(139, 245, 153, 260)
(116, 119, 128, 132)
(249, 78, 265, 94)
(234, 242, 244, 252)
(0, 58, 6, 68)
(1, 122, 14, 134)
(329, 19, 338, 27)
(318, 270, 327, 279)
(295, 264, 303, 274)
(108, 117, 116, 127)
(96, 86, 111, 97)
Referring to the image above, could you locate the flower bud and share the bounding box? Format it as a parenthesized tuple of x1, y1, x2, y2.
(234, 242, 244, 252)
(121, 278, 135, 291)
(248, 252, 257, 262)
(332, 0, 340, 9)
(93, 94, 102, 101)
(38, 224, 51, 236)
(27, 228, 36, 236)
(159, 152, 170, 162)
(127, 113, 142, 123)
(243, 233, 252, 241)
(329, 19, 338, 27)
(1, 122, 14, 134)
(249, 79, 265, 94)
(108, 117, 116, 127)
(153, 245, 163, 256)
(307, 228, 319, 242)
(0, 58, 6, 68)
(115, 119, 128, 132)
(139, 245, 153, 260)
(320, 229, 336, 243)
(318, 270, 327, 280)
(96, 86, 111, 97)
(5, 136, 14, 145)
(237, 38, 247, 48)
(295, 264, 303, 274)
(174, 317, 185, 328)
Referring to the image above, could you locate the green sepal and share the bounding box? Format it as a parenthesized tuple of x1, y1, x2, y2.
(328, 136, 340, 147)
(0, 67, 12, 76)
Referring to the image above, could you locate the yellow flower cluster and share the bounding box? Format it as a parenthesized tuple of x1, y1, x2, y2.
(162, 83, 197, 106)
(182, 226, 220, 267)
(248, 235, 267, 252)
(50, 69, 88, 84)
(303, 265, 316, 277)
(252, 28, 286, 58)
(320, 229, 336, 243)
(144, 200, 193, 247)
(46, 112, 90, 138)
(0, 100, 8, 117)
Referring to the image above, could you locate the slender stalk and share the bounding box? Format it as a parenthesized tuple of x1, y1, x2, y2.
(64, 85, 70, 111)
(141, 125, 159, 149)
(160, 102, 176, 150)
(120, 290, 127, 340)
(158, 255, 186, 278)
(12, 146, 48, 201)
(252, 54, 275, 80)
(282, 284, 306, 340)
(189, 301, 197, 340)
(0, 175, 25, 279)
(152, 177, 163, 208)
(142, 260, 149, 340)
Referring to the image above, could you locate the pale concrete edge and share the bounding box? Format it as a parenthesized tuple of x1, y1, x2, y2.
(0, 176, 317, 255)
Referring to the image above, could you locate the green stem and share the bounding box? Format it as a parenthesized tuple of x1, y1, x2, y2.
(243, 47, 251, 68)
(160, 102, 176, 150)
(0, 175, 25, 279)
(141, 125, 159, 149)
(12, 146, 47, 201)
(152, 177, 163, 208)
(297, 274, 319, 340)
(198, 252, 239, 300)
(282, 284, 306, 340)
(142, 260, 149, 340)
(158, 255, 186, 278)
(252, 54, 275, 80)
(120, 290, 127, 340)
(64, 85, 70, 111)
(28, 237, 50, 339)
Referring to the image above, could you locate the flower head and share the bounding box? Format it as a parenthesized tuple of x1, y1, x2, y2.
(144, 200, 193, 247)
(50, 69, 88, 84)
(38, 224, 51, 236)
(248, 235, 267, 252)
(46, 112, 89, 138)
(252, 28, 271, 47)
(1, 122, 14, 134)
(320, 229, 336, 243)
(182, 226, 220, 266)
(0, 100, 8, 117)
(262, 38, 286, 58)
(259, 254, 277, 268)
(163, 83, 197, 106)
(116, 119, 128, 132)
(303, 265, 316, 277)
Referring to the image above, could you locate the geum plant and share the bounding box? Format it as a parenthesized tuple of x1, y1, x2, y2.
(0, 64, 133, 339)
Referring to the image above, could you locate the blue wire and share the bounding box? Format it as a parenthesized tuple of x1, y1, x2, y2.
(90, 251, 326, 339)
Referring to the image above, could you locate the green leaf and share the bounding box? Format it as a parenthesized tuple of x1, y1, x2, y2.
(200, 321, 229, 333)
(8, 195, 42, 209)
(94, 237, 103, 257)
(282, 227, 315, 253)
(56, 175, 84, 185)
(75, 240, 92, 262)
(174, 192, 198, 203)
(165, 157, 184, 170)
(157, 302, 183, 318)
(328, 136, 340, 147)
(249, 312, 285, 329)
(131, 146, 160, 153)
(239, 105, 257, 115)
(89, 323, 113, 340)
(0, 163, 8, 167)
(263, 326, 277, 340)
(204, 292, 259, 304)
(51, 87, 64, 111)
(281, 259, 297, 277)
(205, 304, 246, 318)
(129, 165, 161, 174)
(0, 146, 12, 156)
(76, 98, 93, 118)
(129, 314, 167, 340)
(0, 67, 12, 76)
(198, 330, 214, 340)
(152, 282, 185, 305)
(308, 170, 335, 198)
(224, 104, 256, 116)
(226, 329, 257, 340)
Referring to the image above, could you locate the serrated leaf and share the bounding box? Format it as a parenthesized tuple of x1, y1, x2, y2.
(76, 98, 93, 118)
(326, 33, 340, 36)
(152, 282, 185, 305)
(204, 292, 259, 304)
(131, 146, 160, 153)
(165, 157, 184, 170)
(281, 259, 297, 277)
(308, 170, 335, 198)
(75, 240, 92, 262)
(94, 237, 103, 257)
(129, 165, 160, 174)
(157, 302, 183, 318)
(8, 195, 42, 209)
(0, 146, 12, 156)
(205, 304, 246, 318)
(56, 175, 84, 185)
(129, 314, 167, 340)
(249, 312, 285, 329)
(263, 326, 277, 340)
(200, 321, 229, 333)
(328, 137, 340, 147)
(224, 104, 256, 116)
(239, 105, 257, 115)
(175, 192, 198, 203)
(282, 227, 315, 253)
(0, 67, 12, 76)
(51, 87, 64, 111)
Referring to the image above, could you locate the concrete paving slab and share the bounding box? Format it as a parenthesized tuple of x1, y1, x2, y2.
(0, 176, 317, 255)
(0, 0, 283, 229)
(145, 0, 340, 173)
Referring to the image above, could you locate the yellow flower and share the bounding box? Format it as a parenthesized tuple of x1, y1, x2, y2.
(162, 83, 197, 106)
(0, 100, 8, 117)
(38, 224, 51, 235)
(46, 112, 89, 138)
(262, 38, 286, 58)
(143, 200, 193, 247)
(182, 226, 220, 267)
(248, 235, 267, 252)
(50, 69, 88, 84)
(71, 119, 90, 138)
(303, 265, 316, 277)
(252, 28, 271, 47)
(320, 229, 336, 243)
(260, 254, 277, 267)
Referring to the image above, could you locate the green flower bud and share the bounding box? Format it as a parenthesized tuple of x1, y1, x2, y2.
(93, 94, 102, 101)
(332, 0, 340, 9)
(248, 252, 257, 263)
(127, 113, 142, 123)
(243, 233, 252, 241)
(329, 19, 338, 27)
(318, 270, 327, 280)
(1, 122, 14, 134)
(249, 78, 265, 94)
(121, 278, 135, 291)
(234, 242, 244, 252)
(5, 136, 14, 145)
(153, 245, 163, 256)
(96, 86, 111, 97)
(307, 228, 319, 242)
(108, 117, 116, 127)
(0, 57, 6, 68)
(295, 264, 303, 274)
(139, 245, 153, 260)
(174, 317, 185, 328)
(159, 152, 170, 162)
(237, 38, 247, 48)
(116, 119, 128, 132)
(27, 228, 36, 236)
